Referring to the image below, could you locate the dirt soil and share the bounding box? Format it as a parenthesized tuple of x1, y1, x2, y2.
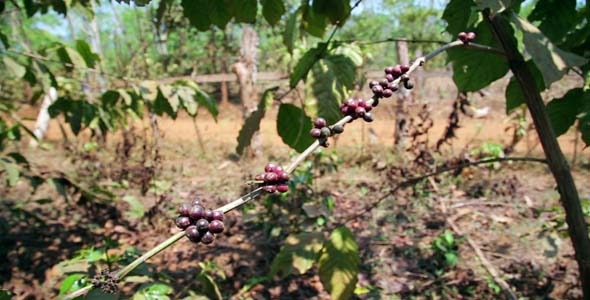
(1, 73, 589, 299)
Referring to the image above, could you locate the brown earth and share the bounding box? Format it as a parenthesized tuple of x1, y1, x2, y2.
(1, 72, 589, 299)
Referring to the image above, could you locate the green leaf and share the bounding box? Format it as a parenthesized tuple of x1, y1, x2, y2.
(59, 274, 87, 295)
(312, 61, 346, 125)
(196, 273, 222, 300)
(546, 88, 589, 136)
(269, 232, 324, 278)
(261, 0, 285, 26)
(283, 10, 299, 55)
(182, 0, 210, 31)
(0, 289, 11, 300)
(442, 0, 476, 36)
(2, 161, 20, 186)
(290, 45, 325, 88)
(208, 0, 231, 28)
(505, 60, 545, 113)
(195, 89, 218, 120)
(75, 40, 100, 68)
(324, 54, 356, 90)
(447, 21, 509, 92)
(122, 195, 145, 221)
(133, 282, 174, 300)
(152, 89, 176, 118)
(3, 57, 26, 78)
(277, 103, 315, 152)
(312, 0, 351, 25)
(301, 1, 328, 37)
(510, 13, 588, 87)
(528, 0, 577, 42)
(230, 0, 257, 23)
(318, 226, 360, 300)
(0, 31, 9, 49)
(474, 0, 510, 14)
(236, 87, 278, 155)
(57, 46, 87, 71)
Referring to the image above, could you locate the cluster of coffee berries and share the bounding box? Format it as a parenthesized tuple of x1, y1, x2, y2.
(255, 163, 290, 193)
(91, 269, 119, 294)
(310, 118, 344, 147)
(340, 98, 374, 122)
(176, 200, 225, 245)
(458, 32, 476, 44)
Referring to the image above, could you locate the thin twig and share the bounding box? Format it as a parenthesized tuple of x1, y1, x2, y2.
(62, 35, 489, 300)
(440, 198, 518, 300)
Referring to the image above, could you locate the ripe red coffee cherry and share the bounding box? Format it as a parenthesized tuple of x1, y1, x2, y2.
(264, 163, 277, 173)
(385, 74, 395, 82)
(384, 66, 394, 74)
(379, 79, 389, 88)
(368, 80, 379, 89)
(276, 184, 289, 193)
(392, 65, 402, 76)
(357, 99, 367, 108)
(466, 32, 476, 42)
(400, 64, 410, 73)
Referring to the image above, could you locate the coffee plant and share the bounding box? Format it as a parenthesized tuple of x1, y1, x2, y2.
(1, 0, 589, 299)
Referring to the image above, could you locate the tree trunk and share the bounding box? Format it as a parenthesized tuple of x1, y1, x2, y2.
(232, 26, 261, 157)
(487, 12, 590, 299)
(29, 87, 57, 146)
(394, 39, 411, 153)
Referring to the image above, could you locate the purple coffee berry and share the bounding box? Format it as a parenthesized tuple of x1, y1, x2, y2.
(178, 203, 191, 216)
(204, 209, 214, 221)
(314, 118, 327, 129)
(278, 171, 290, 181)
(196, 218, 209, 231)
(371, 85, 384, 95)
(466, 32, 476, 42)
(368, 80, 379, 89)
(211, 210, 224, 221)
(201, 231, 215, 245)
(385, 74, 395, 82)
(382, 89, 393, 98)
(345, 98, 357, 109)
(357, 99, 367, 108)
(355, 107, 366, 117)
(388, 83, 399, 92)
(400, 64, 410, 73)
(310, 128, 321, 138)
(189, 205, 205, 220)
(332, 124, 344, 134)
(209, 220, 225, 233)
(458, 31, 467, 42)
(384, 66, 394, 74)
(186, 225, 201, 242)
(176, 216, 192, 229)
(392, 65, 402, 76)
(379, 79, 389, 88)
(265, 172, 278, 182)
